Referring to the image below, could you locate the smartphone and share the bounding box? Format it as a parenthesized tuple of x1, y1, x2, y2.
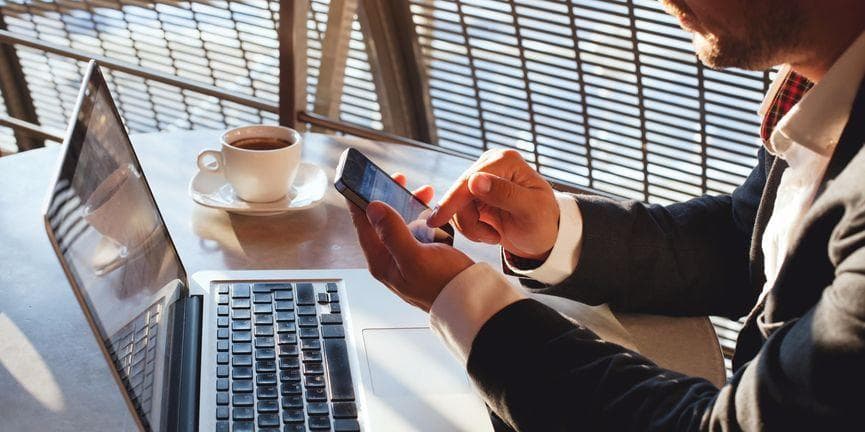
(335, 147, 455, 245)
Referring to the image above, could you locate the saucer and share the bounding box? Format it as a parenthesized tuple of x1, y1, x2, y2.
(189, 162, 328, 216)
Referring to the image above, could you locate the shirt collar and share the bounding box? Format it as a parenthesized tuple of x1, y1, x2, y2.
(762, 30, 865, 157)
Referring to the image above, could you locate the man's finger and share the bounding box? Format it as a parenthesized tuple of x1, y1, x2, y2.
(426, 179, 472, 228)
(346, 200, 395, 273)
(366, 201, 420, 267)
(454, 201, 500, 243)
(468, 172, 533, 216)
(392, 172, 407, 187)
(413, 185, 435, 205)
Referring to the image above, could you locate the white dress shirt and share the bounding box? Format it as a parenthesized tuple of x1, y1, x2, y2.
(429, 30, 865, 364)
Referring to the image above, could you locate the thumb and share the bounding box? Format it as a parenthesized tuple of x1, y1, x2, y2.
(366, 201, 420, 264)
(468, 172, 532, 216)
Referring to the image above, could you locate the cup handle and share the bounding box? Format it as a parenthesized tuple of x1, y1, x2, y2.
(197, 150, 223, 173)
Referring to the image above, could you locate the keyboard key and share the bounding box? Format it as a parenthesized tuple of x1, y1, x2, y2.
(301, 339, 321, 351)
(284, 424, 305, 432)
(231, 284, 250, 298)
(232, 298, 250, 309)
(296, 283, 315, 305)
(217, 340, 229, 352)
(232, 421, 253, 432)
(217, 306, 229, 316)
(273, 290, 293, 300)
(304, 375, 325, 387)
(275, 301, 295, 311)
(283, 409, 304, 423)
(330, 303, 342, 314)
(279, 357, 299, 369)
(217, 365, 229, 378)
(256, 360, 277, 372)
(232, 355, 252, 366)
(217, 352, 229, 364)
(256, 336, 275, 348)
(277, 322, 297, 333)
(254, 314, 274, 325)
(332, 402, 358, 419)
(297, 305, 316, 316)
(275, 311, 294, 322)
(232, 379, 253, 393)
(300, 327, 319, 339)
(326, 282, 338, 293)
(232, 367, 253, 379)
(257, 385, 278, 399)
(324, 338, 356, 401)
(232, 343, 252, 354)
(321, 325, 345, 339)
(309, 416, 331, 430)
(258, 400, 279, 413)
(258, 413, 280, 427)
(280, 369, 301, 382)
(232, 331, 252, 342)
(307, 402, 329, 415)
(282, 395, 304, 409)
(217, 284, 229, 294)
(216, 406, 229, 420)
(217, 294, 229, 305)
(232, 393, 254, 406)
(320, 314, 342, 325)
(254, 303, 273, 314)
(256, 373, 277, 385)
(317, 293, 329, 304)
(304, 362, 324, 375)
(232, 320, 251, 331)
(255, 325, 274, 337)
(298, 316, 317, 327)
(334, 419, 361, 431)
(255, 348, 276, 360)
(302, 350, 322, 362)
(217, 392, 229, 405)
(216, 421, 229, 432)
(216, 378, 229, 391)
(217, 317, 229, 327)
(305, 387, 326, 401)
(277, 333, 297, 345)
(233, 406, 254, 420)
(252, 283, 273, 293)
(329, 293, 340, 303)
(232, 309, 251, 320)
(253, 293, 272, 304)
(279, 344, 299, 356)
(281, 382, 302, 395)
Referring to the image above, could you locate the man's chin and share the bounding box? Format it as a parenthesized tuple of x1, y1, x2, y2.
(692, 33, 772, 71)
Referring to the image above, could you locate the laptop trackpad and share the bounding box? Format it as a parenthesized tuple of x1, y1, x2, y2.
(362, 328, 472, 397)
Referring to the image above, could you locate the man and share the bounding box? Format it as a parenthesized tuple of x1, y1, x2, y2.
(348, 0, 865, 429)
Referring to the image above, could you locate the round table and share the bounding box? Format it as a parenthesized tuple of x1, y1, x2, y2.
(0, 131, 499, 431)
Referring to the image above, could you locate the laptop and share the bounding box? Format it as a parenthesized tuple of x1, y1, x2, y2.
(43, 61, 492, 431)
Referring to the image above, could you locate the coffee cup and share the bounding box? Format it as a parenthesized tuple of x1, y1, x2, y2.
(83, 163, 159, 250)
(197, 125, 302, 203)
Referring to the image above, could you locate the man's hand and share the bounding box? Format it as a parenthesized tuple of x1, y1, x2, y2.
(345, 174, 474, 312)
(426, 149, 559, 260)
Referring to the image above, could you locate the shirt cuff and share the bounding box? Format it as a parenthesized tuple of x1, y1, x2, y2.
(504, 191, 583, 285)
(429, 262, 527, 364)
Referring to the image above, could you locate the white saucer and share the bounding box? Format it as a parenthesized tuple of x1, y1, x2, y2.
(189, 162, 328, 216)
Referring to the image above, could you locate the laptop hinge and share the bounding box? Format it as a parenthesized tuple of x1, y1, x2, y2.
(168, 294, 202, 432)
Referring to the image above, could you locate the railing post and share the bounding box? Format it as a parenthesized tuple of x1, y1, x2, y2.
(311, 0, 359, 132)
(280, 0, 308, 131)
(0, 9, 41, 153)
(357, 0, 436, 144)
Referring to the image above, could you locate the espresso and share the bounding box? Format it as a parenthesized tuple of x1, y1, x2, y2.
(232, 137, 293, 151)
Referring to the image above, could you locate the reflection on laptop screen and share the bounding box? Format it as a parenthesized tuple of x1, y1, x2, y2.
(44, 65, 185, 432)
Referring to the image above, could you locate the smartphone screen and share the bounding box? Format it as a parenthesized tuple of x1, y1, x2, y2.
(336, 148, 453, 244)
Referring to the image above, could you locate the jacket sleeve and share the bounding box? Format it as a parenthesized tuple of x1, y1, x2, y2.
(530, 149, 769, 318)
(468, 202, 865, 431)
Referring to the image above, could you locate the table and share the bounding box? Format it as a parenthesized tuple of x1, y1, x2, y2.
(0, 131, 500, 431)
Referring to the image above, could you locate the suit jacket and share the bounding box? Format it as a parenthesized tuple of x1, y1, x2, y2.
(468, 79, 865, 431)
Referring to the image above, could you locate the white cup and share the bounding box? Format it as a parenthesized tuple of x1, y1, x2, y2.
(83, 163, 159, 250)
(197, 125, 302, 203)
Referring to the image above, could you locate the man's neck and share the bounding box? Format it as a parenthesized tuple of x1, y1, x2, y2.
(790, 2, 865, 83)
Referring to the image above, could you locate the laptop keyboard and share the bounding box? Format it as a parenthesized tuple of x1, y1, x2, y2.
(108, 300, 162, 419)
(215, 281, 361, 432)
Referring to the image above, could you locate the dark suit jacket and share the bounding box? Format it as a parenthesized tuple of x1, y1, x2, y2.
(468, 80, 865, 431)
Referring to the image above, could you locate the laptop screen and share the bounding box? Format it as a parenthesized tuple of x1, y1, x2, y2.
(44, 64, 186, 431)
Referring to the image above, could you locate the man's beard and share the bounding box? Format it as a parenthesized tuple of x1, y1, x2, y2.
(659, 0, 804, 71)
